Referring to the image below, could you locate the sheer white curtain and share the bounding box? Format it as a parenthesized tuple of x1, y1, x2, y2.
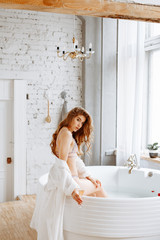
(116, 20, 145, 166)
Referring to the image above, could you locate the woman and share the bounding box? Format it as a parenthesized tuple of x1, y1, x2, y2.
(50, 107, 107, 205)
(30, 107, 107, 240)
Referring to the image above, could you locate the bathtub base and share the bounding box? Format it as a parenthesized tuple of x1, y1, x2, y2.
(64, 231, 160, 240)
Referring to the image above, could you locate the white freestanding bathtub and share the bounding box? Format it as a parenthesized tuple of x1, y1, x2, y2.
(39, 166, 160, 240)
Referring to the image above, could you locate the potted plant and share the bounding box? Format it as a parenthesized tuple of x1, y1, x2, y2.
(147, 142, 159, 158)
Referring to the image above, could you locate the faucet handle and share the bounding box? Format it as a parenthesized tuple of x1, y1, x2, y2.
(127, 154, 138, 165)
(127, 155, 134, 162)
(127, 158, 132, 163)
(133, 154, 138, 164)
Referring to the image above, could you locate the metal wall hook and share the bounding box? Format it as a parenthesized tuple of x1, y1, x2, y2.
(61, 91, 67, 100)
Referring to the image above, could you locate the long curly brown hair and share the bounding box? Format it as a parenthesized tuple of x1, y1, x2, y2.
(50, 107, 93, 156)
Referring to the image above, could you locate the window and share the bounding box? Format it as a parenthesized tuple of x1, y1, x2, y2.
(145, 23, 160, 144)
(148, 23, 160, 38)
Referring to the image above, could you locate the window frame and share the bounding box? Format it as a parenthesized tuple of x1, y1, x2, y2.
(144, 23, 160, 145)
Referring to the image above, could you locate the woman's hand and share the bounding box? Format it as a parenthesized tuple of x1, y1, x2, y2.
(86, 176, 101, 188)
(71, 189, 83, 205)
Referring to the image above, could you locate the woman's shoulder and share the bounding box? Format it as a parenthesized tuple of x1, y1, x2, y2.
(59, 127, 72, 140)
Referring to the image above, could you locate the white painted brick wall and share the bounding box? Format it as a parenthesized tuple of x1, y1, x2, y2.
(0, 9, 83, 194)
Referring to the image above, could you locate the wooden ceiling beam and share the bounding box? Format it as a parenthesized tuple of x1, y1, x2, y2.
(0, 0, 160, 23)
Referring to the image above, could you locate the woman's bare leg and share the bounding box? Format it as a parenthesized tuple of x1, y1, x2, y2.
(74, 178, 107, 198)
(94, 188, 108, 197)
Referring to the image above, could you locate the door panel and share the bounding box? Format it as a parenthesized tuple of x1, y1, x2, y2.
(0, 81, 13, 202)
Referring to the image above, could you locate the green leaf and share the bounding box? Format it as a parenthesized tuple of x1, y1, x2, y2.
(153, 146, 158, 150)
(147, 142, 159, 150)
(147, 144, 153, 150)
(153, 142, 158, 146)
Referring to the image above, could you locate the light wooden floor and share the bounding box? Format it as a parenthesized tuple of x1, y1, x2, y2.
(0, 195, 37, 240)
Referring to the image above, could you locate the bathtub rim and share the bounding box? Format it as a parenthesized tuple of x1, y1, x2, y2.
(66, 194, 160, 202)
(39, 165, 160, 201)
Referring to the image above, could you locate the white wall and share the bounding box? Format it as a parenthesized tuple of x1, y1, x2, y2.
(0, 9, 83, 194)
(141, 159, 160, 170)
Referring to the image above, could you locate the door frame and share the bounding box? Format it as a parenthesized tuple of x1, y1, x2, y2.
(14, 80, 27, 199)
(0, 79, 26, 200)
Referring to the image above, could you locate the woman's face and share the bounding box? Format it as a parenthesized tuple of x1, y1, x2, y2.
(69, 115, 86, 132)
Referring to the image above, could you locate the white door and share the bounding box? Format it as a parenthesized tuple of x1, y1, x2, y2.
(0, 80, 13, 202)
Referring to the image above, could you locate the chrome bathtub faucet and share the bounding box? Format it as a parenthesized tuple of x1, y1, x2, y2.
(126, 154, 138, 174)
